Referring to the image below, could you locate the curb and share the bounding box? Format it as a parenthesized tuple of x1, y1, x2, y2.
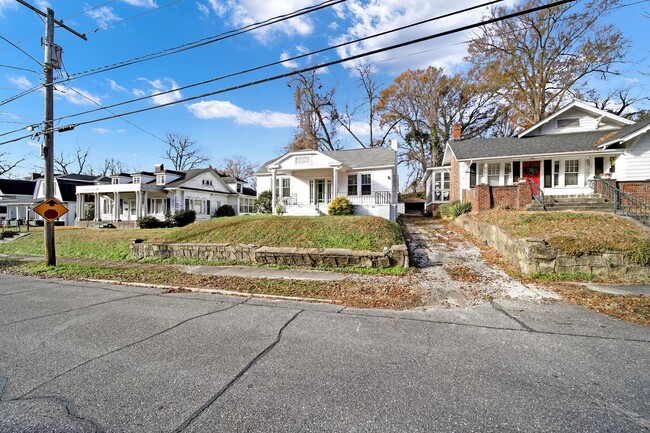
(85, 278, 341, 305)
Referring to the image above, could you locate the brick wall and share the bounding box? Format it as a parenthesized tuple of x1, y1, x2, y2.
(461, 182, 532, 212)
(449, 155, 461, 202)
(618, 181, 650, 205)
(490, 186, 516, 209)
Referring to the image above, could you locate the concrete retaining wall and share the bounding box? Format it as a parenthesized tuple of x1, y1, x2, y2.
(455, 217, 649, 277)
(130, 242, 409, 269)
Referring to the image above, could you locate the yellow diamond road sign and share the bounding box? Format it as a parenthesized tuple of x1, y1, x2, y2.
(33, 197, 69, 222)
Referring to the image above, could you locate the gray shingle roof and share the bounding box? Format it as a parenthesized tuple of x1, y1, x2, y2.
(256, 147, 396, 174)
(0, 179, 35, 196)
(449, 131, 611, 161)
(598, 117, 650, 146)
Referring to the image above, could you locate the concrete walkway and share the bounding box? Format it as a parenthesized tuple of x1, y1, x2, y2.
(180, 264, 346, 281)
(582, 283, 650, 296)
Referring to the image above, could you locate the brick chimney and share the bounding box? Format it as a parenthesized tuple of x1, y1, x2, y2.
(451, 123, 462, 140)
(30, 173, 42, 180)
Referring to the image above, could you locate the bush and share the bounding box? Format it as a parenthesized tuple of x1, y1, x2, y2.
(173, 209, 196, 227)
(216, 204, 236, 217)
(440, 200, 472, 219)
(137, 216, 164, 229)
(84, 203, 95, 221)
(254, 190, 273, 214)
(328, 196, 355, 215)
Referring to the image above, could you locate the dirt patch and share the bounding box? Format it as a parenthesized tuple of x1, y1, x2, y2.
(400, 216, 554, 308)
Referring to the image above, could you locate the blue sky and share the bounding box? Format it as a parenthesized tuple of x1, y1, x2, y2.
(1, 0, 648, 184)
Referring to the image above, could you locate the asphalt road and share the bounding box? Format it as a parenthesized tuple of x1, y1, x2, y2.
(0, 274, 648, 432)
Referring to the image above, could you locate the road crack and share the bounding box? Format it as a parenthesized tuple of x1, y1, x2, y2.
(491, 301, 535, 332)
(174, 309, 303, 432)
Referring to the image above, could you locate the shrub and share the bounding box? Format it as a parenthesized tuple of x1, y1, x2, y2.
(254, 190, 273, 214)
(216, 204, 236, 217)
(173, 209, 196, 227)
(84, 203, 95, 221)
(137, 216, 163, 229)
(328, 196, 355, 215)
(440, 200, 472, 219)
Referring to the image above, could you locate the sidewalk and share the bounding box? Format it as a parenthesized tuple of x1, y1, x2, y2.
(177, 264, 346, 281)
(582, 283, 650, 296)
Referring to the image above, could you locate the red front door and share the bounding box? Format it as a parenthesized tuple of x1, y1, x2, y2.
(522, 161, 541, 186)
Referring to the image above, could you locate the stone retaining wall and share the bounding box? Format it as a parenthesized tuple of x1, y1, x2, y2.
(130, 241, 409, 268)
(455, 217, 649, 277)
(75, 220, 137, 229)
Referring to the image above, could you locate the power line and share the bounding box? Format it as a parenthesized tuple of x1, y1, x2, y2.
(0, 64, 41, 74)
(50, 0, 508, 124)
(55, 0, 346, 84)
(0, 83, 44, 109)
(63, 86, 167, 143)
(0, 34, 43, 67)
(0, 0, 576, 147)
(88, 0, 186, 33)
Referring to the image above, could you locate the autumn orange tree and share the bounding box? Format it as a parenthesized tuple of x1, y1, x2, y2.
(376, 67, 499, 188)
(467, 0, 627, 130)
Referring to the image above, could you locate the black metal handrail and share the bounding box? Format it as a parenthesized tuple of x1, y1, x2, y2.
(527, 180, 545, 210)
(589, 176, 649, 225)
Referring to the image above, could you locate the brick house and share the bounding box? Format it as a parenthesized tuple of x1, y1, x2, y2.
(423, 100, 650, 213)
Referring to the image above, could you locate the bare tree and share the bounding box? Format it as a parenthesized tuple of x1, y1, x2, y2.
(163, 133, 210, 170)
(97, 158, 131, 176)
(53, 146, 91, 175)
(582, 88, 650, 119)
(287, 71, 339, 152)
(467, 0, 627, 130)
(0, 152, 25, 177)
(220, 155, 257, 187)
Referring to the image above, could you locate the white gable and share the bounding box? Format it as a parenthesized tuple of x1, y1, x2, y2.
(270, 150, 341, 172)
(519, 100, 633, 138)
(180, 171, 233, 194)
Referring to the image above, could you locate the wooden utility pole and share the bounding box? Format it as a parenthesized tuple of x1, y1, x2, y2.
(16, 1, 86, 266)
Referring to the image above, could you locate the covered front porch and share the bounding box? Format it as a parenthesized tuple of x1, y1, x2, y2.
(75, 184, 166, 223)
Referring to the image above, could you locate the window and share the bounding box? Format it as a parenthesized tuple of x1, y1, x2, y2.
(295, 155, 311, 165)
(583, 158, 591, 186)
(487, 163, 500, 186)
(156, 174, 165, 185)
(240, 197, 254, 214)
(557, 118, 580, 128)
(433, 172, 450, 202)
(565, 159, 579, 186)
(133, 176, 141, 184)
(206, 200, 211, 215)
(553, 161, 560, 187)
(274, 177, 291, 198)
(112, 178, 119, 185)
(504, 162, 512, 185)
(236, 184, 242, 193)
(348, 175, 358, 196)
(478, 163, 485, 184)
(202, 179, 213, 186)
(361, 174, 371, 195)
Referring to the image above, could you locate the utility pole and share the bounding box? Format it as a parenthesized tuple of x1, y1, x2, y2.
(16, 1, 86, 266)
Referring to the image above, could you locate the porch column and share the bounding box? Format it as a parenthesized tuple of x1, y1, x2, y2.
(271, 168, 277, 215)
(114, 191, 120, 221)
(75, 193, 81, 221)
(332, 167, 339, 201)
(79, 194, 85, 221)
(237, 195, 240, 214)
(143, 191, 149, 216)
(135, 191, 141, 220)
(94, 193, 100, 221)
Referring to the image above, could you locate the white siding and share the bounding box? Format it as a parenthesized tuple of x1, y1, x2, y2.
(620, 135, 650, 181)
(256, 176, 272, 195)
(539, 107, 622, 135)
(182, 172, 231, 193)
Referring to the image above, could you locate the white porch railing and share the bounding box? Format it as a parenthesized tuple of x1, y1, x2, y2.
(336, 191, 392, 205)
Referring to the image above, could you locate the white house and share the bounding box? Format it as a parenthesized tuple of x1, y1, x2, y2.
(0, 178, 36, 225)
(423, 100, 650, 212)
(75, 164, 256, 226)
(255, 146, 399, 220)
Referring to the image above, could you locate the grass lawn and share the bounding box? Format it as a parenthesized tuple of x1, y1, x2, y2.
(0, 215, 404, 261)
(0, 260, 424, 310)
(464, 210, 650, 260)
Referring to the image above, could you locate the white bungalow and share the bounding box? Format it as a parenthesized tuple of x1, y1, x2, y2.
(75, 164, 256, 226)
(255, 145, 399, 220)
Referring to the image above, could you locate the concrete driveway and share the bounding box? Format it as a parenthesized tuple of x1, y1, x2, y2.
(0, 274, 648, 432)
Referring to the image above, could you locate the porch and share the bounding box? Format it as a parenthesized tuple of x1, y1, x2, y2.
(280, 191, 394, 218)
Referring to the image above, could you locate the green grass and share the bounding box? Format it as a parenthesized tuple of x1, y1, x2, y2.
(0, 215, 404, 261)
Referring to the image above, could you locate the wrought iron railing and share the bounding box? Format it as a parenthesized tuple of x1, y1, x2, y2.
(527, 180, 545, 210)
(589, 176, 649, 225)
(281, 194, 298, 206)
(336, 191, 392, 204)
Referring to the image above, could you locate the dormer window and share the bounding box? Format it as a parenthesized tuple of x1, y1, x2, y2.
(237, 183, 242, 193)
(202, 179, 213, 186)
(112, 178, 119, 185)
(156, 174, 165, 185)
(557, 117, 580, 128)
(295, 155, 311, 165)
(133, 176, 141, 184)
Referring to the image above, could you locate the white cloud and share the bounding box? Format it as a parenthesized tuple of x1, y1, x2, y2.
(121, 0, 157, 7)
(132, 88, 146, 97)
(7, 75, 32, 90)
(54, 85, 102, 106)
(0, 111, 21, 120)
(106, 79, 127, 92)
(0, 0, 17, 17)
(35, 0, 51, 11)
(86, 6, 121, 28)
(328, 21, 339, 30)
(196, 2, 210, 18)
(332, 0, 500, 70)
(136, 77, 183, 105)
(92, 127, 126, 134)
(280, 51, 298, 69)
(187, 100, 296, 128)
(209, 0, 318, 43)
(27, 140, 41, 148)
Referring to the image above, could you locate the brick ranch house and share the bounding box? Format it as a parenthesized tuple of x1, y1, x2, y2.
(424, 100, 650, 213)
